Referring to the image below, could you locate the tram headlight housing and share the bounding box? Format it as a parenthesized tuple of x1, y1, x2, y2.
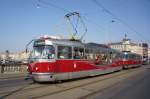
(35, 66, 39, 71)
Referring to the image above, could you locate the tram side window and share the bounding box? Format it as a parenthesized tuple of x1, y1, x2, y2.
(84, 48, 92, 60)
(114, 53, 121, 60)
(84, 48, 95, 60)
(86, 48, 103, 64)
(73, 47, 84, 59)
(112, 53, 117, 60)
(57, 46, 72, 59)
(135, 55, 138, 60)
(85, 48, 91, 59)
(130, 54, 134, 60)
(104, 52, 113, 63)
(123, 54, 128, 59)
(138, 55, 141, 60)
(139, 55, 142, 60)
(99, 52, 113, 64)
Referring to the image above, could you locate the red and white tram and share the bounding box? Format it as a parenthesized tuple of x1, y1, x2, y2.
(27, 36, 142, 82)
(122, 51, 142, 69)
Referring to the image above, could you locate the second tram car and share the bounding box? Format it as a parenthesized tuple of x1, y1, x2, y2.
(27, 36, 142, 82)
(122, 51, 142, 68)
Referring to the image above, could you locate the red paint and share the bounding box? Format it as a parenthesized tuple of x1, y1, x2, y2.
(28, 59, 123, 73)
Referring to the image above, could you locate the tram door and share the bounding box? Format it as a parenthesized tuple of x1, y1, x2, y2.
(56, 45, 72, 80)
(71, 47, 89, 79)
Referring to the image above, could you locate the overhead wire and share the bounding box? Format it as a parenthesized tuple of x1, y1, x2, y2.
(82, 15, 106, 31)
(37, 0, 89, 40)
(37, 0, 70, 13)
(91, 0, 150, 43)
(37, 0, 142, 43)
(79, 15, 88, 40)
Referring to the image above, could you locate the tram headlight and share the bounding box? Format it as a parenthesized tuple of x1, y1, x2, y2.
(35, 67, 39, 71)
(48, 66, 50, 71)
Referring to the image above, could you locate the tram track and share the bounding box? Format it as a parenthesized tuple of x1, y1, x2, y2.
(80, 66, 150, 99)
(0, 66, 144, 99)
(29, 67, 143, 99)
(0, 81, 56, 97)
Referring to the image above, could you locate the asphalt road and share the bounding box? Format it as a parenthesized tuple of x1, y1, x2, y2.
(0, 65, 150, 99)
(92, 65, 150, 99)
(0, 76, 33, 89)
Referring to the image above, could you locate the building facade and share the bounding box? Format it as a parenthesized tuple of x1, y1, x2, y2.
(109, 34, 149, 64)
(0, 51, 30, 62)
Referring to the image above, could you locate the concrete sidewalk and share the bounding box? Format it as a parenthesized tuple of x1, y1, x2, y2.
(0, 72, 28, 79)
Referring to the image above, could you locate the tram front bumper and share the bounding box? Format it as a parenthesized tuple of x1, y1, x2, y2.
(31, 72, 55, 82)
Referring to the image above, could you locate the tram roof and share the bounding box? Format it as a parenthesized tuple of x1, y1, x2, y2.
(86, 43, 123, 53)
(86, 43, 109, 48)
(35, 37, 122, 53)
(35, 38, 84, 46)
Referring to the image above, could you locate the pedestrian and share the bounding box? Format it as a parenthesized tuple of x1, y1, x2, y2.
(1, 59, 5, 73)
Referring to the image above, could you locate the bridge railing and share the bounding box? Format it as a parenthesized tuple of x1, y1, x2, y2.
(0, 63, 28, 74)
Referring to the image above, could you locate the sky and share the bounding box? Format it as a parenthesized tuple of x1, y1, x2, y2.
(0, 0, 150, 52)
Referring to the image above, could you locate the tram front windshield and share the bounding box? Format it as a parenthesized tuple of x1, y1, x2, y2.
(31, 45, 55, 59)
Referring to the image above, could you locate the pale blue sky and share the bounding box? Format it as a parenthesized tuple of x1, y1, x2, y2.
(0, 0, 150, 52)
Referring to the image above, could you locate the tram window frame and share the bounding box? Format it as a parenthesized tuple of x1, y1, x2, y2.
(85, 48, 94, 60)
(85, 48, 90, 59)
(57, 45, 72, 59)
(111, 52, 121, 62)
(86, 47, 103, 64)
(130, 54, 134, 59)
(73, 47, 84, 59)
(123, 54, 129, 59)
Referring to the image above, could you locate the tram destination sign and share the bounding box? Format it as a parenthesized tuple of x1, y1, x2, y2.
(34, 40, 45, 46)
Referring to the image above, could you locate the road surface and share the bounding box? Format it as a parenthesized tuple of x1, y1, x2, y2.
(0, 65, 150, 99)
(89, 65, 150, 99)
